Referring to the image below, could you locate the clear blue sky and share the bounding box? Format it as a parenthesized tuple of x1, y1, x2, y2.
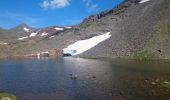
(0, 0, 124, 29)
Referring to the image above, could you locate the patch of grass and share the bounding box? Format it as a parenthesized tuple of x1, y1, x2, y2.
(0, 93, 17, 100)
(160, 81, 170, 88)
(130, 51, 156, 61)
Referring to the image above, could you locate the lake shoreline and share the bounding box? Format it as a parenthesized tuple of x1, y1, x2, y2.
(0, 57, 170, 100)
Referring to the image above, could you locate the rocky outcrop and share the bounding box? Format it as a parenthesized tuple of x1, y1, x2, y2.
(78, 0, 170, 59)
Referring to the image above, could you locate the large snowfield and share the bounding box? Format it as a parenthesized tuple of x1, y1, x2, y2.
(63, 32, 111, 56)
(140, 0, 150, 3)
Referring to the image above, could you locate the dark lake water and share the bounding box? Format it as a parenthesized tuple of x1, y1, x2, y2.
(0, 57, 170, 100)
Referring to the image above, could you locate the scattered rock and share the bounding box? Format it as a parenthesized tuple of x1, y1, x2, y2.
(92, 76, 96, 78)
(151, 82, 156, 85)
(155, 79, 160, 82)
(157, 49, 162, 53)
(119, 91, 124, 95)
(70, 74, 78, 80)
(145, 79, 148, 82)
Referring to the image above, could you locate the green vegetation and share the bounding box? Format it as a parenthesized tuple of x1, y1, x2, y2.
(130, 51, 156, 61)
(0, 93, 17, 100)
(160, 81, 170, 88)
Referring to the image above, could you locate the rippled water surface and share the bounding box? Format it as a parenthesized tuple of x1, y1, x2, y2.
(0, 58, 170, 100)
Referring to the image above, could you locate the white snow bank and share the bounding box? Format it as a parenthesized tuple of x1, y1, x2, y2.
(49, 36, 55, 39)
(18, 36, 29, 40)
(65, 26, 72, 29)
(23, 27, 30, 32)
(0, 42, 8, 45)
(54, 27, 64, 31)
(41, 51, 49, 54)
(30, 32, 38, 37)
(63, 32, 111, 56)
(41, 32, 48, 36)
(140, 0, 150, 3)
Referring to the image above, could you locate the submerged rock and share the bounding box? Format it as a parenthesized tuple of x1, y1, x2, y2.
(92, 76, 96, 78)
(70, 74, 78, 80)
(151, 82, 156, 85)
(0, 97, 12, 100)
(0, 93, 17, 100)
(161, 81, 170, 88)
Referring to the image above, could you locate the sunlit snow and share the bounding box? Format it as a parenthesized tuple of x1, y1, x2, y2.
(30, 32, 38, 37)
(41, 32, 48, 36)
(65, 27, 72, 29)
(139, 0, 150, 3)
(18, 36, 29, 40)
(54, 27, 64, 31)
(41, 51, 49, 54)
(23, 27, 30, 32)
(0, 42, 8, 45)
(63, 32, 111, 56)
(49, 36, 55, 39)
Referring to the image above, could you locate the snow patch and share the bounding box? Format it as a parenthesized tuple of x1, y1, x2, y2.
(18, 36, 29, 40)
(49, 36, 55, 39)
(30, 32, 38, 37)
(54, 27, 64, 31)
(23, 27, 30, 32)
(41, 51, 49, 54)
(41, 32, 48, 36)
(63, 32, 111, 56)
(0, 42, 8, 45)
(140, 0, 150, 3)
(65, 26, 72, 29)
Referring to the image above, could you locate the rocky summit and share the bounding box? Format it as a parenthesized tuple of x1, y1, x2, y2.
(0, 0, 170, 60)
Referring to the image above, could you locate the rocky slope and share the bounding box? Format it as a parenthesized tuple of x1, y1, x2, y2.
(0, 0, 170, 59)
(78, 0, 170, 59)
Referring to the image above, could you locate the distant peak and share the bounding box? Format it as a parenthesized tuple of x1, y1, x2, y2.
(17, 23, 29, 28)
(0, 27, 5, 30)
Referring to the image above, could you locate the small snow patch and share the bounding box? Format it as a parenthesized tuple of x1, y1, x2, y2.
(18, 36, 29, 40)
(0, 42, 8, 45)
(49, 36, 55, 39)
(41, 32, 48, 36)
(30, 32, 38, 37)
(41, 51, 49, 54)
(140, 0, 150, 3)
(54, 27, 64, 31)
(63, 32, 111, 56)
(65, 26, 72, 29)
(23, 27, 30, 32)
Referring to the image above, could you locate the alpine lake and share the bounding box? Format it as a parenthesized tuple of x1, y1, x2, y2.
(0, 57, 170, 100)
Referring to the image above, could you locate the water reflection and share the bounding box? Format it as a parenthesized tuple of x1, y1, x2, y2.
(0, 58, 169, 100)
